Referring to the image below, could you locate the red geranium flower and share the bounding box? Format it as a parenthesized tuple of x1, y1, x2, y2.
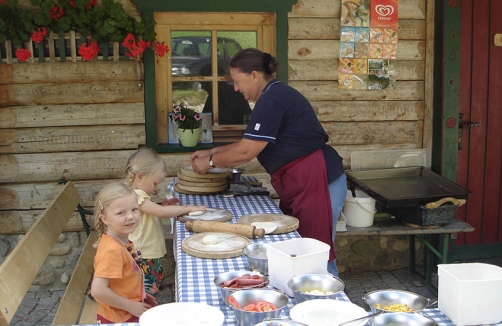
(50, 6, 64, 21)
(31, 27, 48, 43)
(15, 48, 32, 63)
(69, 0, 77, 8)
(122, 33, 150, 59)
(153, 41, 170, 57)
(78, 41, 100, 61)
(85, 0, 97, 10)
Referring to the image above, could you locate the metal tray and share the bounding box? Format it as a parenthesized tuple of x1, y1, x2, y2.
(346, 167, 470, 208)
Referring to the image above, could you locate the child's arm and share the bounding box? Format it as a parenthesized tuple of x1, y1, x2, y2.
(139, 199, 207, 219)
(91, 277, 153, 317)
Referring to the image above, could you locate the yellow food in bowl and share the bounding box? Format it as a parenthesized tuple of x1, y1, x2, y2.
(374, 303, 413, 312)
(303, 289, 334, 295)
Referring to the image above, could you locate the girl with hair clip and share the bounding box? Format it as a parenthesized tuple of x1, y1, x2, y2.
(125, 148, 207, 295)
(91, 182, 158, 324)
(190, 48, 346, 277)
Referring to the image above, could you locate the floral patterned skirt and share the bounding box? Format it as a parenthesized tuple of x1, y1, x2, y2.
(142, 257, 164, 295)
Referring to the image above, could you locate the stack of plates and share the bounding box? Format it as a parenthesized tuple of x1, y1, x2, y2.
(175, 165, 231, 194)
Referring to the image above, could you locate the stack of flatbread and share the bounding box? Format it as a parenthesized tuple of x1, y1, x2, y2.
(175, 165, 231, 194)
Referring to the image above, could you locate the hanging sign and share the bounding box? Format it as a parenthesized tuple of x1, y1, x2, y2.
(339, 0, 398, 90)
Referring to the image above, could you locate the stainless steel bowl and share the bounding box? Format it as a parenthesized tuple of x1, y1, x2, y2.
(363, 289, 432, 313)
(370, 312, 438, 326)
(287, 273, 345, 303)
(214, 270, 269, 305)
(228, 289, 289, 326)
(243, 243, 268, 275)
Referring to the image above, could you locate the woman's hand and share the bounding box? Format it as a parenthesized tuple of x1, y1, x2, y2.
(190, 149, 212, 162)
(191, 156, 211, 174)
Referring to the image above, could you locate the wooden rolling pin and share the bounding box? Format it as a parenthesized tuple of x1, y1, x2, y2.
(185, 220, 265, 239)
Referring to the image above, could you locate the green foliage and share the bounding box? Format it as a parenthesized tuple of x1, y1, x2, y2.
(0, 0, 158, 45)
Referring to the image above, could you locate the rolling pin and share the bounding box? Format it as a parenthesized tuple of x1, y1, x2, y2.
(185, 220, 265, 239)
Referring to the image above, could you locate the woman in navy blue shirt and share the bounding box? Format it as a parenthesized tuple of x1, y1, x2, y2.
(191, 49, 346, 276)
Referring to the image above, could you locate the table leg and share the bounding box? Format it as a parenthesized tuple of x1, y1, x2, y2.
(409, 235, 416, 273)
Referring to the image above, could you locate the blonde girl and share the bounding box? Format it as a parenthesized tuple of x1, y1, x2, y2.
(91, 182, 157, 324)
(125, 148, 207, 295)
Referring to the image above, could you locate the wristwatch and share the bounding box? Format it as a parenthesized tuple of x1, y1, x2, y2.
(208, 155, 216, 168)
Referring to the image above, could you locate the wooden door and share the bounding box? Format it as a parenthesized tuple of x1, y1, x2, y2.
(456, 0, 502, 246)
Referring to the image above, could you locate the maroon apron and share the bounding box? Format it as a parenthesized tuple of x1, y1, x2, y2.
(270, 149, 336, 260)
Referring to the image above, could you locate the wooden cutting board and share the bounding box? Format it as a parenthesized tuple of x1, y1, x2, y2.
(181, 232, 251, 259)
(174, 183, 228, 194)
(177, 208, 233, 223)
(237, 214, 299, 234)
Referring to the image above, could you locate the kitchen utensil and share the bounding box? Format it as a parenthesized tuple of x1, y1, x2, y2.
(243, 243, 269, 275)
(363, 289, 435, 313)
(287, 273, 345, 303)
(338, 311, 382, 326)
(214, 270, 269, 304)
(181, 232, 251, 259)
(238, 214, 299, 234)
(369, 312, 438, 326)
(185, 220, 265, 238)
(227, 289, 289, 326)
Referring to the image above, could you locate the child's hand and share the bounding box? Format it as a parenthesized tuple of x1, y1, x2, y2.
(144, 293, 158, 307)
(128, 300, 154, 317)
(188, 205, 208, 214)
(161, 197, 180, 206)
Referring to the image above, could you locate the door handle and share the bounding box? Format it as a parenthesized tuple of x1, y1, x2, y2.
(458, 114, 480, 150)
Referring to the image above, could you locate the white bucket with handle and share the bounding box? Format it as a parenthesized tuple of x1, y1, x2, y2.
(343, 190, 376, 227)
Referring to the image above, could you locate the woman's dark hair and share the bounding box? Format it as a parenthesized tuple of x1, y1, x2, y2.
(229, 48, 279, 77)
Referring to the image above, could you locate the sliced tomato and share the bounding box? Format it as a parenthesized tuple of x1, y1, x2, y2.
(255, 301, 277, 312)
(242, 303, 260, 312)
(227, 296, 241, 309)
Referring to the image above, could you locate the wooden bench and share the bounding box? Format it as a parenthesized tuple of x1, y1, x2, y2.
(0, 181, 98, 326)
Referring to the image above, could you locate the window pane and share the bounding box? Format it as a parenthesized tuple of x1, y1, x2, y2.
(201, 81, 252, 125)
(215, 31, 257, 76)
(173, 83, 207, 109)
(171, 31, 211, 77)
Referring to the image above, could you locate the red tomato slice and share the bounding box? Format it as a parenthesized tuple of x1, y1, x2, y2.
(242, 303, 259, 312)
(227, 296, 241, 309)
(255, 301, 277, 312)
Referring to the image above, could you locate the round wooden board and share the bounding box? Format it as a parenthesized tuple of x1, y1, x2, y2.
(175, 183, 228, 194)
(237, 214, 299, 234)
(177, 177, 228, 188)
(179, 165, 232, 179)
(177, 208, 233, 223)
(182, 232, 251, 259)
(177, 172, 228, 184)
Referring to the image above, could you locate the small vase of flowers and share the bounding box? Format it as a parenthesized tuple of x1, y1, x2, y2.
(172, 103, 202, 147)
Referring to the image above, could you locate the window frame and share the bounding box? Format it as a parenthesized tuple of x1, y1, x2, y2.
(131, 0, 298, 152)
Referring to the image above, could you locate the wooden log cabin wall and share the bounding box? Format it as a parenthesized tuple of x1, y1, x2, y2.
(0, 0, 432, 287)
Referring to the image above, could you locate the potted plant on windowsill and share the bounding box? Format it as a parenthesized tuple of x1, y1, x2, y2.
(172, 102, 203, 147)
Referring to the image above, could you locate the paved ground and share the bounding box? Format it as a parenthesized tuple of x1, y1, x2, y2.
(8, 257, 502, 325)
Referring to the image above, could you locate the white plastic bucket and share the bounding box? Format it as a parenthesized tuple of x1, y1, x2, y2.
(343, 190, 376, 227)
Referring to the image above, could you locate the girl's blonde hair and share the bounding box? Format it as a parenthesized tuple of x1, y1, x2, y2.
(125, 148, 168, 188)
(93, 182, 137, 248)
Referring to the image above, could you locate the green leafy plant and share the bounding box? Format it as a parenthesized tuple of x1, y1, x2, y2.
(0, 0, 168, 60)
(172, 103, 202, 131)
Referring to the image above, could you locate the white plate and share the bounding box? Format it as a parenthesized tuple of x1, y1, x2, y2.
(251, 221, 278, 234)
(290, 299, 368, 326)
(139, 302, 224, 326)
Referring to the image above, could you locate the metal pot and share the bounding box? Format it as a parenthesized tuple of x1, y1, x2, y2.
(363, 289, 435, 313)
(287, 273, 345, 303)
(369, 312, 438, 326)
(243, 243, 268, 275)
(214, 270, 268, 305)
(228, 289, 289, 326)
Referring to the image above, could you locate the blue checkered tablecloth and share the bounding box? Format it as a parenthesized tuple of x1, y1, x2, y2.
(72, 177, 502, 326)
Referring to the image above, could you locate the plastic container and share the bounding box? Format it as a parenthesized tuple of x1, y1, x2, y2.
(266, 238, 329, 297)
(438, 263, 502, 325)
(343, 190, 376, 227)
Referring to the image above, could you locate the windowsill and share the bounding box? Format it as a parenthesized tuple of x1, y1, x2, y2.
(154, 142, 232, 153)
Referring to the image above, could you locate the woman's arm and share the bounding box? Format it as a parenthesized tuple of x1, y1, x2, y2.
(191, 138, 267, 174)
(90, 277, 152, 317)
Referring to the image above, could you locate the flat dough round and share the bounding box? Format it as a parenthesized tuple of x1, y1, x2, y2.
(251, 222, 278, 234)
(189, 210, 205, 216)
(238, 214, 299, 234)
(202, 235, 219, 245)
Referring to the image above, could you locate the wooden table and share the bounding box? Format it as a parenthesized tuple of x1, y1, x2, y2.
(337, 214, 474, 293)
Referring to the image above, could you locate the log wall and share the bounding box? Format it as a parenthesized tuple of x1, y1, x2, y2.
(0, 0, 432, 277)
